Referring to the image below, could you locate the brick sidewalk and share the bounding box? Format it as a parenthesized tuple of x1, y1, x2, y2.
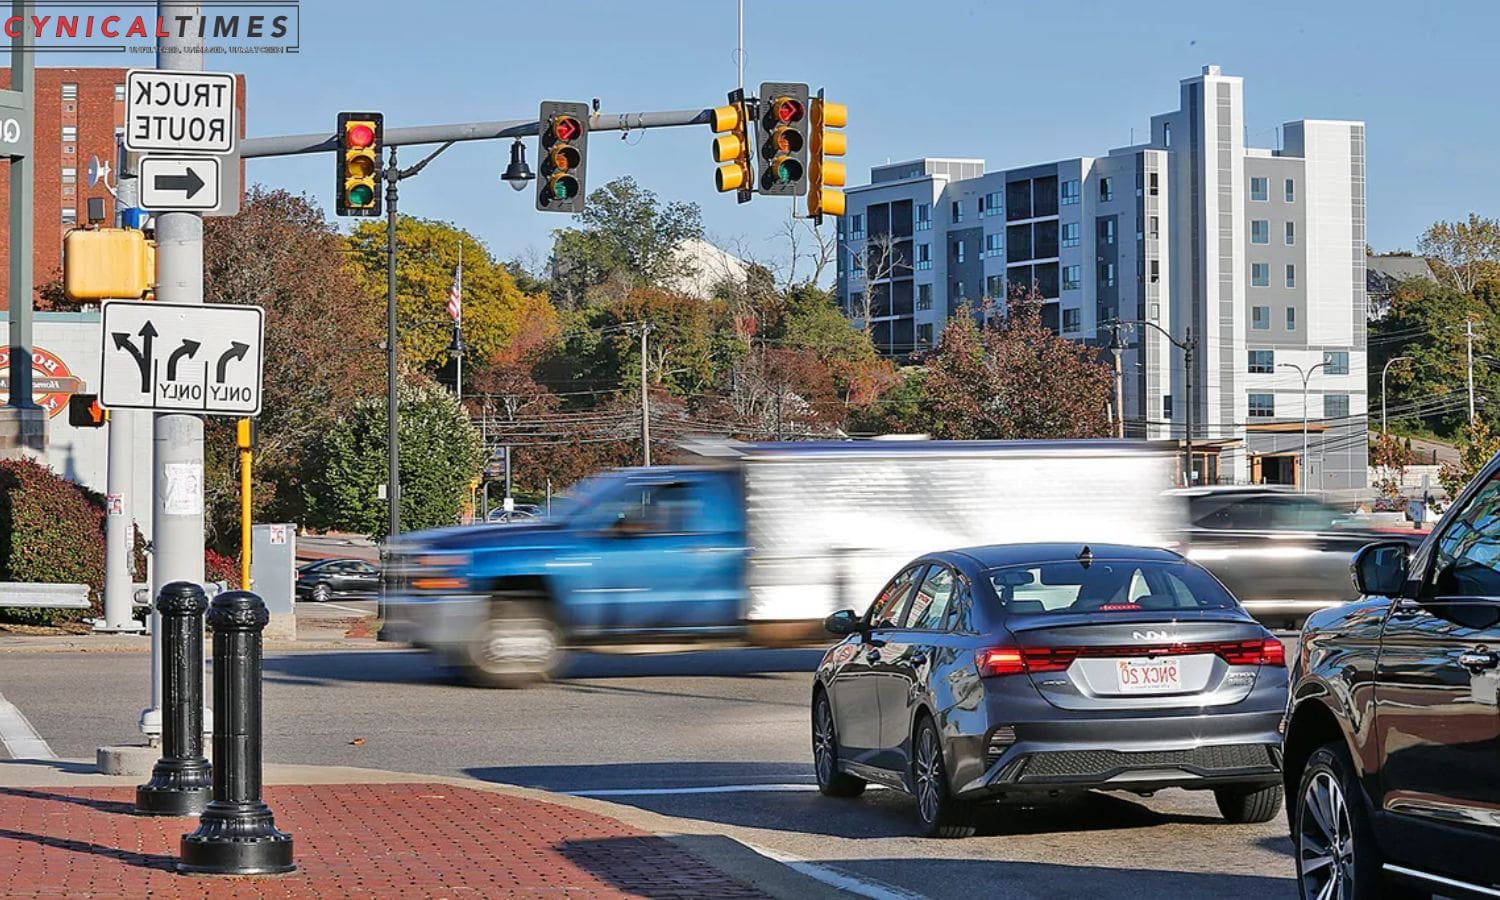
(0, 782, 767, 898)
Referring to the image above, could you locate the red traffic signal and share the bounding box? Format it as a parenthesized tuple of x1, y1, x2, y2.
(68, 393, 106, 428)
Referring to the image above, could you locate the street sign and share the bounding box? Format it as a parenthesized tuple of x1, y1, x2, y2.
(124, 69, 237, 155)
(140, 156, 222, 212)
(99, 301, 264, 416)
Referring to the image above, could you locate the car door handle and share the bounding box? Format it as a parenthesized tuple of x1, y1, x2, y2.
(1458, 650, 1499, 672)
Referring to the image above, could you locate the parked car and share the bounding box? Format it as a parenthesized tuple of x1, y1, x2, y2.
(486, 505, 541, 524)
(295, 557, 380, 602)
(812, 543, 1287, 838)
(1282, 460, 1500, 899)
(1175, 486, 1426, 629)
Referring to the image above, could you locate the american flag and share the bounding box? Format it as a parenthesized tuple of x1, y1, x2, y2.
(446, 256, 462, 322)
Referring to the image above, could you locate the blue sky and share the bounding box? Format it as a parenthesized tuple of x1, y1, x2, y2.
(69, 0, 1500, 268)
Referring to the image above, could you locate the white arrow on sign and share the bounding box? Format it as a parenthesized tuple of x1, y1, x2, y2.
(139, 156, 222, 212)
(99, 301, 264, 417)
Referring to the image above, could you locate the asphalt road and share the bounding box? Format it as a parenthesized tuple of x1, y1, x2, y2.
(0, 644, 1297, 899)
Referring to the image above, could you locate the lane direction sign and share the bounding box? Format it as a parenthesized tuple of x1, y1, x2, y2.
(140, 156, 222, 211)
(100, 301, 264, 416)
(124, 69, 237, 155)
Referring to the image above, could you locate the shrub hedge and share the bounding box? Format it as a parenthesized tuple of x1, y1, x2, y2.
(0, 458, 107, 624)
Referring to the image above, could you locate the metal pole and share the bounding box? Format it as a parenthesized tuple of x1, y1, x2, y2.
(385, 148, 400, 541)
(737, 0, 745, 93)
(239, 435, 252, 588)
(503, 445, 512, 503)
(146, 0, 207, 738)
(640, 324, 651, 466)
(1467, 316, 1476, 425)
(1381, 356, 1410, 435)
(135, 582, 211, 816)
(1183, 327, 1194, 486)
(1110, 323, 1124, 440)
(1302, 369, 1310, 494)
(5, 0, 36, 426)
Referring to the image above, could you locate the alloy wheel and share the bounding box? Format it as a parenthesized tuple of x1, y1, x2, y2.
(1299, 770, 1356, 900)
(915, 727, 941, 824)
(813, 700, 836, 785)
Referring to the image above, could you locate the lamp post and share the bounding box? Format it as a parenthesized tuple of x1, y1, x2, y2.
(1104, 320, 1196, 484)
(1108, 323, 1125, 439)
(1279, 361, 1329, 494)
(1381, 355, 1411, 435)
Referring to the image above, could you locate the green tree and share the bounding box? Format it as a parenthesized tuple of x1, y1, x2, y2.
(1419, 214, 1500, 295)
(1370, 278, 1499, 437)
(307, 378, 483, 538)
(548, 176, 704, 304)
(1441, 419, 1500, 498)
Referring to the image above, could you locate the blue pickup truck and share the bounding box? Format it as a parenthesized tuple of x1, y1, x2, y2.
(381, 440, 1181, 687)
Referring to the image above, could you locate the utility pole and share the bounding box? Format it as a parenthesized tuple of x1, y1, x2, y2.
(1280, 361, 1328, 494)
(1381, 355, 1411, 434)
(1109, 322, 1125, 439)
(639, 323, 651, 466)
(1467, 316, 1476, 425)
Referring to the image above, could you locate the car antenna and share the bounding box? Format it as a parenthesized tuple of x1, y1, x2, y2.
(1078, 546, 1094, 569)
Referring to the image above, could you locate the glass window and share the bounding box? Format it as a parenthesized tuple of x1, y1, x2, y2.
(1060, 180, 1080, 206)
(600, 482, 708, 535)
(61, 207, 77, 224)
(1251, 220, 1269, 244)
(61, 125, 77, 141)
(954, 281, 965, 300)
(1098, 218, 1115, 245)
(984, 233, 1003, 257)
(954, 239, 965, 263)
(61, 167, 77, 184)
(1062, 308, 1081, 333)
(849, 291, 864, 313)
(1249, 349, 1274, 373)
(916, 204, 932, 231)
(916, 243, 932, 270)
(917, 323, 934, 347)
(1323, 351, 1349, 375)
(1285, 178, 1295, 202)
(849, 213, 864, 239)
(1250, 177, 1268, 201)
(1149, 215, 1159, 238)
(1430, 473, 1500, 597)
(1286, 264, 1297, 288)
(1163, 394, 1173, 418)
(1099, 177, 1113, 202)
(869, 567, 921, 627)
(1324, 393, 1350, 419)
(1252, 263, 1270, 287)
(1148, 172, 1159, 196)
(1061, 222, 1080, 248)
(1285, 221, 1296, 245)
(1099, 262, 1115, 287)
(1287, 307, 1297, 331)
(1163, 123, 1172, 147)
(113, 84, 126, 101)
(1149, 259, 1160, 282)
(1249, 393, 1276, 418)
(61, 83, 77, 101)
(983, 191, 1003, 217)
(985, 274, 1005, 298)
(989, 559, 1239, 614)
(851, 253, 864, 276)
(1062, 265, 1081, 291)
(952, 200, 964, 223)
(908, 566, 957, 629)
(917, 283, 933, 310)
(1252, 306, 1270, 330)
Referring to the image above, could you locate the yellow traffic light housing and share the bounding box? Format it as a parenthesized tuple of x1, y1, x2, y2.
(711, 89, 753, 202)
(336, 112, 383, 217)
(63, 227, 155, 301)
(808, 93, 848, 221)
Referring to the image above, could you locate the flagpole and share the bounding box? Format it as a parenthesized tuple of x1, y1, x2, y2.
(454, 240, 463, 401)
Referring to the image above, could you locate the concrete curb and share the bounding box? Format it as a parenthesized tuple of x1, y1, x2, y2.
(0, 759, 858, 899)
(0, 637, 409, 654)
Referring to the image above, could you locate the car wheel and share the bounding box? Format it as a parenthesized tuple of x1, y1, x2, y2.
(1214, 784, 1283, 824)
(812, 691, 866, 799)
(312, 583, 331, 603)
(912, 715, 976, 838)
(464, 598, 561, 689)
(1296, 743, 1416, 900)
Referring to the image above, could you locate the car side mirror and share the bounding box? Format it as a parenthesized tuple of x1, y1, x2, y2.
(1351, 541, 1409, 597)
(824, 609, 862, 636)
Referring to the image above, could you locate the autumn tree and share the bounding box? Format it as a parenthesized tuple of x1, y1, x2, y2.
(1440, 419, 1500, 499)
(1370, 432, 1415, 499)
(1419, 214, 1500, 295)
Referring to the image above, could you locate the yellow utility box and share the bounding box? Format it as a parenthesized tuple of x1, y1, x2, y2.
(63, 228, 155, 301)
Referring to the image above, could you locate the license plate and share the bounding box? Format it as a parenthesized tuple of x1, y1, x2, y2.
(1115, 657, 1182, 693)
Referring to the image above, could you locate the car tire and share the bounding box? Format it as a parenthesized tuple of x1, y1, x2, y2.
(464, 597, 562, 689)
(1214, 784, 1283, 824)
(1295, 743, 1420, 900)
(912, 715, 976, 839)
(812, 690, 866, 799)
(312, 583, 331, 603)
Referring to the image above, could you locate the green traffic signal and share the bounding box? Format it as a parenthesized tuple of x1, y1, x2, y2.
(348, 184, 375, 207)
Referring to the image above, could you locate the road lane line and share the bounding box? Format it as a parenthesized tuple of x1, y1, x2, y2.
(0, 692, 56, 760)
(739, 841, 924, 900)
(565, 783, 819, 797)
(319, 603, 373, 615)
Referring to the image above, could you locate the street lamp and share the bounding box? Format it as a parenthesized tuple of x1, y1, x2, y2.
(1108, 323, 1125, 439)
(1103, 319, 1196, 484)
(1381, 355, 1411, 434)
(501, 139, 534, 191)
(1278, 361, 1329, 494)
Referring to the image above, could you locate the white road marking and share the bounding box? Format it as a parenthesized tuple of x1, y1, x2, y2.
(740, 841, 925, 900)
(565, 782, 890, 797)
(318, 603, 374, 616)
(0, 692, 56, 760)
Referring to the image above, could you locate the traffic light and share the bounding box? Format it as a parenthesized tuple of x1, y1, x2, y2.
(710, 89, 753, 203)
(756, 82, 809, 196)
(807, 92, 848, 221)
(68, 393, 106, 428)
(63, 228, 154, 301)
(536, 101, 590, 213)
(336, 112, 383, 217)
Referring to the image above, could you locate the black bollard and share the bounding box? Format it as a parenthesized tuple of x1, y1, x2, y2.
(179, 590, 294, 875)
(136, 582, 213, 816)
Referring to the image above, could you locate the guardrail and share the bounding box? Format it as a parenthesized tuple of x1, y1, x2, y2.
(0, 583, 91, 609)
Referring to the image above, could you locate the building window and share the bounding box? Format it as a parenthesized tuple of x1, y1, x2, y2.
(1324, 393, 1349, 419)
(918, 323, 934, 347)
(1323, 351, 1349, 375)
(985, 274, 1005, 298)
(1163, 123, 1172, 147)
(61, 167, 77, 184)
(1149, 259, 1160, 283)
(61, 125, 77, 141)
(954, 239, 965, 263)
(916, 243, 932, 270)
(63, 186, 74, 197)
(114, 84, 126, 101)
(982, 191, 1003, 217)
(1249, 394, 1276, 418)
(1248, 350, 1275, 373)
(916, 203, 931, 231)
(1252, 263, 1270, 287)
(1062, 264, 1082, 291)
(984, 233, 1003, 258)
(64, 145, 74, 155)
(1099, 262, 1115, 287)
(61, 83, 77, 101)
(1061, 222, 1080, 248)
(952, 200, 964, 223)
(954, 281, 965, 300)
(1252, 305, 1271, 330)
(62, 207, 77, 225)
(1285, 221, 1296, 245)
(917, 283, 933, 310)
(849, 291, 864, 314)
(1060, 180, 1080, 206)
(1251, 220, 1269, 244)
(1163, 395, 1173, 418)
(1062, 308, 1081, 333)
(1099, 177, 1113, 202)
(1250, 177, 1268, 201)
(849, 213, 864, 240)
(1285, 178, 1295, 202)
(1098, 218, 1115, 245)
(1149, 215, 1159, 238)
(1287, 307, 1297, 331)
(1148, 173, 1159, 196)
(851, 253, 864, 276)
(1286, 264, 1297, 288)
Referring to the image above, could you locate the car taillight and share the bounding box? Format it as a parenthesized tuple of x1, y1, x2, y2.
(978, 638, 1286, 675)
(1218, 637, 1286, 667)
(975, 648, 1026, 677)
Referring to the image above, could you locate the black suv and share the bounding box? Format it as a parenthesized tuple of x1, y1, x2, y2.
(1282, 459, 1500, 899)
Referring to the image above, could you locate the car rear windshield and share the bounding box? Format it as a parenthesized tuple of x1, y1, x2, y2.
(988, 559, 1239, 615)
